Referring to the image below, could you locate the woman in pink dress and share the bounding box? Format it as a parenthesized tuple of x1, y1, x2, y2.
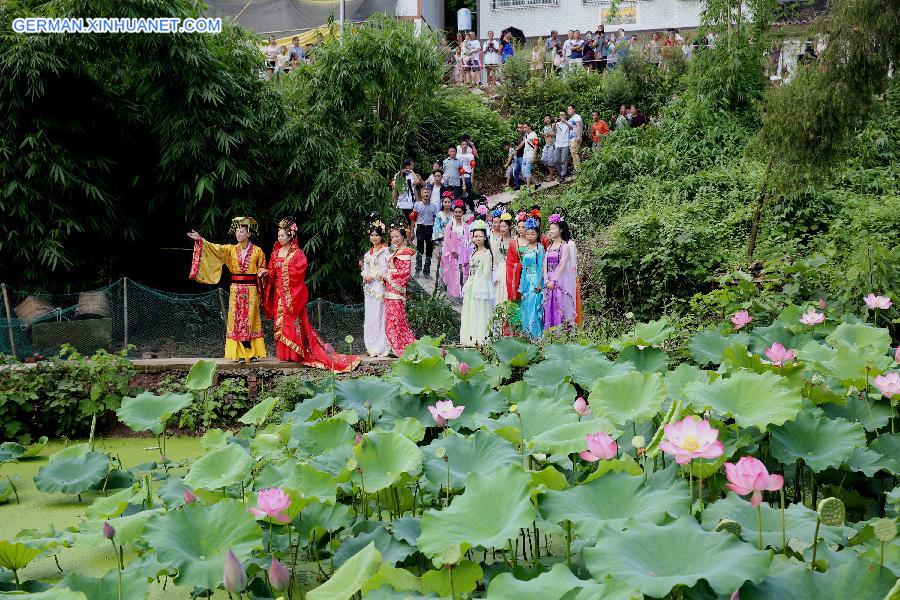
(384, 222, 417, 356)
(440, 200, 472, 298)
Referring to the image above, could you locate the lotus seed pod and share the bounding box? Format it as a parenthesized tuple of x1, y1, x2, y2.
(345, 335, 354, 345)
(347, 457, 358, 471)
(716, 519, 742, 537)
(873, 518, 897, 542)
(816, 497, 845, 527)
(441, 545, 461, 566)
(631, 436, 646, 449)
(435, 447, 447, 459)
(509, 404, 518, 413)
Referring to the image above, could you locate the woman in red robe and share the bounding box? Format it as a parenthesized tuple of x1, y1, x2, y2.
(263, 217, 360, 372)
(384, 222, 417, 356)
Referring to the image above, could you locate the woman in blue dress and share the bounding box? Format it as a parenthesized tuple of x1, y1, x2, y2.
(518, 217, 544, 339)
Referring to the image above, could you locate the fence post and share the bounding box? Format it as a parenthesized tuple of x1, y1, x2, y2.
(1, 284, 17, 360)
(317, 298, 322, 330)
(123, 277, 129, 350)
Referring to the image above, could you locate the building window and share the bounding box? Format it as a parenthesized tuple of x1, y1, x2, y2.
(492, 0, 559, 10)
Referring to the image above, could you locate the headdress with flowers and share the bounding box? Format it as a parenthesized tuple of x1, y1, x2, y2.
(476, 205, 488, 216)
(442, 190, 455, 199)
(491, 208, 503, 218)
(470, 219, 489, 232)
(453, 200, 464, 209)
(524, 217, 540, 231)
(277, 217, 297, 237)
(516, 211, 527, 222)
(529, 208, 542, 219)
(548, 213, 563, 224)
(500, 212, 513, 221)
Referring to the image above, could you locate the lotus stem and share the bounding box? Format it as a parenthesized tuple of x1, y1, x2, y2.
(268, 519, 273, 553)
(810, 517, 821, 570)
(448, 565, 456, 600)
(688, 461, 693, 514)
(110, 539, 123, 600)
(810, 471, 817, 509)
(360, 469, 367, 529)
(533, 522, 540, 561)
(508, 539, 516, 567)
(12, 569, 19, 589)
(446, 457, 452, 508)
(780, 488, 786, 552)
(757, 506, 763, 551)
(89, 412, 98, 452)
(881, 541, 885, 567)
(697, 460, 703, 515)
(565, 520, 572, 568)
(6, 475, 19, 504)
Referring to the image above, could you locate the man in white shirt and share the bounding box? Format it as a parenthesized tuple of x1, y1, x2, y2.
(567, 105, 583, 175)
(553, 111, 573, 180)
(563, 30, 585, 70)
(521, 123, 539, 188)
(457, 139, 476, 211)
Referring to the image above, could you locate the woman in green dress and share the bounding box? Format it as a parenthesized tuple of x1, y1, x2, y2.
(460, 220, 495, 346)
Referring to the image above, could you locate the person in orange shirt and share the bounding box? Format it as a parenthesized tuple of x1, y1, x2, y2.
(589, 111, 610, 151)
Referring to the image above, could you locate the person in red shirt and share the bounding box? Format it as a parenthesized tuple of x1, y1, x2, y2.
(589, 111, 610, 151)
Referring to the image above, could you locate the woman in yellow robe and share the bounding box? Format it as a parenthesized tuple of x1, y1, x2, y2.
(187, 217, 267, 362)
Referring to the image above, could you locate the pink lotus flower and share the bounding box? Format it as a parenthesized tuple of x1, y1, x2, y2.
(731, 310, 752, 330)
(268, 557, 290, 591)
(894, 346, 900, 364)
(724, 456, 784, 507)
(458, 362, 470, 375)
(799, 309, 825, 326)
(873, 372, 900, 398)
(428, 400, 465, 426)
(817, 298, 827, 309)
(183, 489, 197, 505)
(863, 294, 892, 310)
(573, 396, 590, 416)
(579, 432, 617, 462)
(659, 417, 724, 464)
(764, 342, 796, 367)
(354, 432, 363, 445)
(440, 347, 447, 358)
(249, 487, 291, 523)
(223, 548, 247, 593)
(102, 522, 116, 540)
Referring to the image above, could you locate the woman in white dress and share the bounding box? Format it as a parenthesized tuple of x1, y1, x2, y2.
(361, 219, 391, 357)
(460, 220, 495, 346)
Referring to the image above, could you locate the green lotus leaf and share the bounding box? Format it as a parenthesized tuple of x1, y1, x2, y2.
(297, 502, 351, 541)
(0, 442, 26, 463)
(770, 409, 865, 472)
(664, 364, 710, 401)
(388, 354, 455, 394)
(291, 417, 355, 455)
(685, 370, 801, 432)
(333, 527, 414, 567)
(689, 330, 751, 366)
(516, 394, 577, 442)
(336, 378, 403, 421)
(826, 323, 891, 353)
(0, 589, 87, 600)
(250, 422, 291, 456)
(183, 443, 253, 490)
(823, 396, 893, 431)
(616, 346, 670, 373)
(422, 431, 520, 491)
(362, 565, 421, 595)
(256, 460, 339, 508)
(845, 447, 900, 477)
(627, 317, 676, 346)
(570, 353, 634, 389)
(530, 466, 569, 495)
(487, 562, 640, 600)
(184, 359, 216, 390)
(0, 480, 10, 504)
(542, 343, 594, 363)
(701, 494, 848, 549)
(391, 417, 426, 442)
(589, 371, 666, 426)
(739, 554, 897, 599)
(523, 359, 572, 389)
(493, 337, 537, 367)
(869, 434, 900, 470)
(0, 540, 41, 571)
(798, 342, 892, 388)
(418, 465, 535, 560)
(581, 454, 644, 481)
(530, 419, 619, 456)
(63, 569, 150, 600)
(389, 516, 421, 546)
(50, 443, 90, 461)
(85, 484, 141, 520)
(420, 561, 482, 597)
(308, 542, 382, 600)
(20, 436, 49, 459)
(116, 391, 193, 435)
(34, 452, 109, 494)
(446, 379, 506, 428)
(143, 498, 261, 590)
(157, 476, 191, 507)
(351, 431, 423, 494)
(539, 469, 688, 537)
(200, 428, 232, 451)
(584, 517, 772, 597)
(283, 390, 334, 423)
(82, 509, 163, 546)
(238, 396, 278, 426)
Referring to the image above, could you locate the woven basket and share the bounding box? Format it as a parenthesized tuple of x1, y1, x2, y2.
(13, 296, 55, 321)
(75, 291, 109, 318)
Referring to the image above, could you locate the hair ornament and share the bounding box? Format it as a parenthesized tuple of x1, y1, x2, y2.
(500, 212, 513, 221)
(453, 200, 464, 209)
(470, 219, 489, 231)
(549, 213, 563, 224)
(516, 211, 527, 222)
(442, 190, 455, 199)
(476, 205, 488, 216)
(524, 217, 540, 231)
(529, 208, 542, 219)
(491, 208, 503, 218)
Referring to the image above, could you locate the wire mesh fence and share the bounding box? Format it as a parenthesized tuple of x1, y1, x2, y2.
(0, 278, 367, 359)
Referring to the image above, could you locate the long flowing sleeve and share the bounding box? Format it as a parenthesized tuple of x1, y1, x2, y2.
(189, 239, 234, 284)
(386, 248, 414, 298)
(506, 242, 521, 301)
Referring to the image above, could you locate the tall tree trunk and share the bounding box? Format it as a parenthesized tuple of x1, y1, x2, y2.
(747, 155, 775, 263)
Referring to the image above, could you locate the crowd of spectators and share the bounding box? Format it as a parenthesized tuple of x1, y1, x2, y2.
(445, 27, 717, 87)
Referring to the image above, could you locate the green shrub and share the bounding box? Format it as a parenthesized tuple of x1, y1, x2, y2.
(407, 288, 460, 343)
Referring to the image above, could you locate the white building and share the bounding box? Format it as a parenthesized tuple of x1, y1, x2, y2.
(396, 0, 445, 32)
(477, 0, 703, 38)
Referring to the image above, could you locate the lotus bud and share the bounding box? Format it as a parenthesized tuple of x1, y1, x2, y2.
(354, 432, 363, 445)
(873, 518, 897, 542)
(223, 549, 247, 593)
(895, 346, 900, 363)
(324, 343, 334, 355)
(816, 497, 845, 527)
(509, 404, 518, 413)
(183, 489, 198, 505)
(458, 362, 470, 375)
(631, 436, 646, 449)
(268, 557, 291, 591)
(715, 519, 742, 537)
(817, 298, 826, 309)
(102, 521, 116, 540)
(440, 348, 447, 358)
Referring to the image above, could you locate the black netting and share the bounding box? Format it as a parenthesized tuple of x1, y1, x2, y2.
(0, 279, 366, 359)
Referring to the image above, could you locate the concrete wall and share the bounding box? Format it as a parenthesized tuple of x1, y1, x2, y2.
(478, 0, 704, 39)
(396, 0, 444, 30)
